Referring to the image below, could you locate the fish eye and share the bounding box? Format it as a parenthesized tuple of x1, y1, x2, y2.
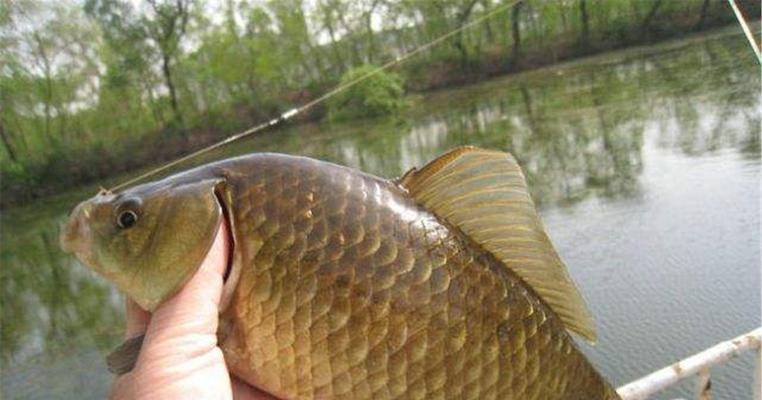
(117, 210, 138, 229)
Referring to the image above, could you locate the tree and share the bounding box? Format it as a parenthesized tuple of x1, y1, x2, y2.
(327, 65, 405, 121)
(452, 0, 481, 67)
(512, 0, 522, 62)
(269, 0, 323, 83)
(316, 0, 350, 73)
(640, 0, 663, 37)
(145, 0, 193, 129)
(2, 1, 101, 156)
(0, 123, 16, 163)
(85, 0, 164, 124)
(85, 0, 195, 132)
(578, 0, 590, 47)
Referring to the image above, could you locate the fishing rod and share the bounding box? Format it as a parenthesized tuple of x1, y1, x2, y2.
(726, 0, 761, 64)
(109, 0, 524, 192)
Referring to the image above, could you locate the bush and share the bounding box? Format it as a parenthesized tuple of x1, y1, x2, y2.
(327, 65, 405, 121)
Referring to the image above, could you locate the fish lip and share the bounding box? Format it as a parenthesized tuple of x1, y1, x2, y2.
(60, 211, 79, 253)
(59, 220, 77, 254)
(61, 192, 112, 255)
(60, 202, 91, 256)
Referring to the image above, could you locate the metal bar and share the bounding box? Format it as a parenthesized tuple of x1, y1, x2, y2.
(726, 0, 762, 64)
(754, 341, 761, 400)
(617, 327, 762, 400)
(696, 368, 710, 400)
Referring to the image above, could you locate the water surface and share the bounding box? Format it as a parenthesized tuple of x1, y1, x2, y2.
(2, 28, 759, 399)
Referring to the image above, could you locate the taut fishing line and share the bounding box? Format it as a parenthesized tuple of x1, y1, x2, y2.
(726, 0, 761, 64)
(109, 0, 524, 192)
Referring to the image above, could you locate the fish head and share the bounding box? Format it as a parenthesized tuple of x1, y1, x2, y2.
(60, 178, 225, 311)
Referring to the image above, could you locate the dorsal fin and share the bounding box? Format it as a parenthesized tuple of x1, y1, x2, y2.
(398, 146, 597, 342)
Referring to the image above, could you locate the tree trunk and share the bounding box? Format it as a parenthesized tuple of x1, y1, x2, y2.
(641, 0, 664, 37)
(56, 104, 68, 142)
(579, 0, 590, 48)
(306, 42, 327, 80)
(365, 12, 376, 64)
(0, 122, 18, 163)
(454, 0, 480, 68)
(481, 0, 495, 43)
(161, 53, 183, 130)
(519, 85, 534, 123)
(34, 33, 54, 143)
(337, 13, 363, 65)
(511, 1, 522, 65)
(43, 88, 52, 142)
(394, 31, 407, 56)
(454, 37, 469, 68)
(694, 0, 710, 30)
(325, 20, 346, 72)
(143, 77, 165, 126)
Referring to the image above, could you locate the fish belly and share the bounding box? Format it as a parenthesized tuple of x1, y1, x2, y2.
(217, 157, 617, 400)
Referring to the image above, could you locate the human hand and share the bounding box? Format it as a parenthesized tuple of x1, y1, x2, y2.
(110, 220, 275, 400)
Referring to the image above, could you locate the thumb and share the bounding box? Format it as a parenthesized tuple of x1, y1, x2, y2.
(111, 221, 233, 400)
(140, 219, 230, 364)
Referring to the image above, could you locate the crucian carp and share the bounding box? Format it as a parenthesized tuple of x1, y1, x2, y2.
(60, 146, 621, 399)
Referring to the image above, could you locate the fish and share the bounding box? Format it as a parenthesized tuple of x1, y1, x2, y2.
(60, 146, 621, 399)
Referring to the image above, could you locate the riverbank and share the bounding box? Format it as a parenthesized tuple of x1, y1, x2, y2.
(1, 7, 756, 209)
(3, 29, 759, 399)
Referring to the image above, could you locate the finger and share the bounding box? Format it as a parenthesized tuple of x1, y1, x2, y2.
(231, 377, 281, 400)
(110, 373, 133, 400)
(124, 297, 150, 338)
(144, 219, 230, 340)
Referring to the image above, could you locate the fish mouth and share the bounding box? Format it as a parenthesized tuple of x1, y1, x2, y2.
(60, 201, 92, 257)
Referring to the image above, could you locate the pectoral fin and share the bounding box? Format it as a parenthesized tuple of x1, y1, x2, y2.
(398, 146, 597, 342)
(106, 334, 144, 375)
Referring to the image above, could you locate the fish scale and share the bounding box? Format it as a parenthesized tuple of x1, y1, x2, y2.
(60, 149, 620, 399)
(212, 154, 616, 399)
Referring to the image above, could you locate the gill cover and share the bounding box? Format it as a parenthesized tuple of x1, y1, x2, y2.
(62, 179, 225, 311)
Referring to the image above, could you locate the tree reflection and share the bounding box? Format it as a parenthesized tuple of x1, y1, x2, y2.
(283, 29, 759, 207)
(1, 224, 123, 364)
(1, 29, 759, 399)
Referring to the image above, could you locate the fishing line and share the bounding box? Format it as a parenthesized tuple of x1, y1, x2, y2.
(727, 0, 761, 64)
(109, 0, 524, 192)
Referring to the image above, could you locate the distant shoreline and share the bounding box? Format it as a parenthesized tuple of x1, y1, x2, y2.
(1, 22, 754, 210)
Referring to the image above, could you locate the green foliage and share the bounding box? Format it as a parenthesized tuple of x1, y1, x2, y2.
(328, 66, 406, 121)
(2, 0, 754, 207)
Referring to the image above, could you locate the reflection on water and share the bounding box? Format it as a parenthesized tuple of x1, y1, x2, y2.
(1, 225, 125, 397)
(1, 28, 759, 399)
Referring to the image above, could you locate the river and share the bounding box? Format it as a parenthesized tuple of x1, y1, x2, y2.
(1, 28, 759, 399)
